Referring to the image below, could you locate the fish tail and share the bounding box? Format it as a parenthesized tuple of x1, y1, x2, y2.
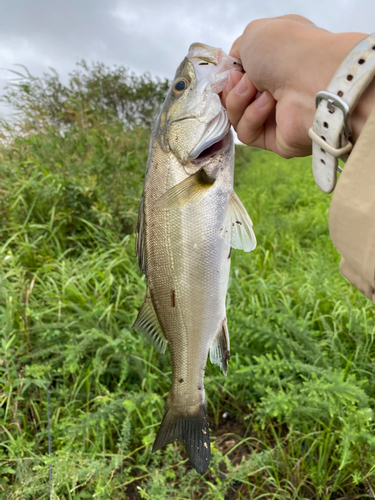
(152, 404, 211, 474)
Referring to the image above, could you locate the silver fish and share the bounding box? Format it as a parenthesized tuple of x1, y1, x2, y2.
(133, 43, 256, 474)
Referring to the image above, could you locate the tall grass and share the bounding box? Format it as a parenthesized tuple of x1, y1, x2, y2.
(0, 96, 375, 499)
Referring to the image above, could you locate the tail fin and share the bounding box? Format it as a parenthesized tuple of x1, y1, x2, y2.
(152, 405, 211, 474)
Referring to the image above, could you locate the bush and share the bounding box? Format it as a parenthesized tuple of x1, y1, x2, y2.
(2, 61, 169, 130)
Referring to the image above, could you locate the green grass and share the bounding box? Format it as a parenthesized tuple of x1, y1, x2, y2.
(1, 120, 375, 499)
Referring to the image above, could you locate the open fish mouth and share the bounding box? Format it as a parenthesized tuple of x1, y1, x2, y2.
(195, 135, 228, 160)
(189, 107, 230, 160)
(192, 132, 230, 163)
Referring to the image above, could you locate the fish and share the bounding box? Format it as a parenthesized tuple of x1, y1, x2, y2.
(133, 43, 256, 474)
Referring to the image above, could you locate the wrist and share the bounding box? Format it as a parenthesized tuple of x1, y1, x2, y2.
(310, 31, 375, 193)
(328, 32, 375, 144)
(301, 31, 370, 146)
(281, 29, 369, 148)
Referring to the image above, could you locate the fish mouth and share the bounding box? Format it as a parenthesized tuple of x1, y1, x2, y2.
(192, 131, 230, 163)
(196, 138, 226, 160)
(188, 107, 230, 161)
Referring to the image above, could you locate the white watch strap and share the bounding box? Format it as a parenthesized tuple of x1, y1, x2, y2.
(311, 33, 375, 193)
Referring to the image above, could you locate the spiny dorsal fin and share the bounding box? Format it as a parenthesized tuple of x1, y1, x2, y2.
(209, 318, 230, 376)
(154, 169, 215, 210)
(132, 291, 167, 354)
(220, 190, 256, 252)
(135, 194, 146, 273)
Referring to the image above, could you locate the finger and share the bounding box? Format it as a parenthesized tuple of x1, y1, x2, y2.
(225, 73, 258, 128)
(229, 36, 241, 60)
(221, 70, 243, 107)
(235, 90, 276, 149)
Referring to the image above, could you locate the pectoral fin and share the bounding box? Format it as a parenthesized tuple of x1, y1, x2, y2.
(210, 318, 230, 376)
(220, 190, 256, 252)
(154, 169, 215, 210)
(132, 290, 168, 354)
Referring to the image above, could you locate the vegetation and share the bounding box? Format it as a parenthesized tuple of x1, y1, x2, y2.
(0, 63, 375, 500)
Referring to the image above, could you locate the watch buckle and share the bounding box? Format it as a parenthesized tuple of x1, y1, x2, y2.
(315, 90, 351, 139)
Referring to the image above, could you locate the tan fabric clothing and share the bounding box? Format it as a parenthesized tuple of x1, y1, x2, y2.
(329, 105, 375, 302)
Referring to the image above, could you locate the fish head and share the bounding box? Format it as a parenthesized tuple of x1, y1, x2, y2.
(157, 43, 242, 163)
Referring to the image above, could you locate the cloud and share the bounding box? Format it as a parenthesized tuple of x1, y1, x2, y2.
(0, 0, 374, 117)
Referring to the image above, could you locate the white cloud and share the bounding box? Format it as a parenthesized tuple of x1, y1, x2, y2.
(0, 0, 374, 119)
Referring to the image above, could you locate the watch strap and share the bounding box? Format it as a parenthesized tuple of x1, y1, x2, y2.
(311, 33, 375, 193)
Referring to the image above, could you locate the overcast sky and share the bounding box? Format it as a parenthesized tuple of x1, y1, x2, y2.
(0, 0, 374, 117)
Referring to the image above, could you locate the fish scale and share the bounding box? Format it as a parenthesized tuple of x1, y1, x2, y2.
(133, 43, 256, 473)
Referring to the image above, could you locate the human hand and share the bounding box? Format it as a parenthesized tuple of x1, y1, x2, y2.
(222, 15, 368, 158)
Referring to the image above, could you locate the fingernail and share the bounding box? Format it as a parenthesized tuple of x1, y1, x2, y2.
(226, 74, 234, 93)
(235, 74, 249, 95)
(254, 91, 269, 109)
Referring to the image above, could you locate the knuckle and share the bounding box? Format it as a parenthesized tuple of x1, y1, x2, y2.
(229, 37, 241, 55)
(243, 18, 269, 39)
(243, 19, 264, 34)
(243, 18, 283, 45)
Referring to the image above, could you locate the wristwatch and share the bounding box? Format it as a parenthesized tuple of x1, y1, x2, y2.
(309, 33, 375, 193)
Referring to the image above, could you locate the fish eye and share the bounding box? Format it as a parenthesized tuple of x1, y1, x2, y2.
(173, 78, 188, 94)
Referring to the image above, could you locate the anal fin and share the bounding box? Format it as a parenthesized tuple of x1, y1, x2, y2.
(132, 290, 168, 354)
(209, 318, 230, 376)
